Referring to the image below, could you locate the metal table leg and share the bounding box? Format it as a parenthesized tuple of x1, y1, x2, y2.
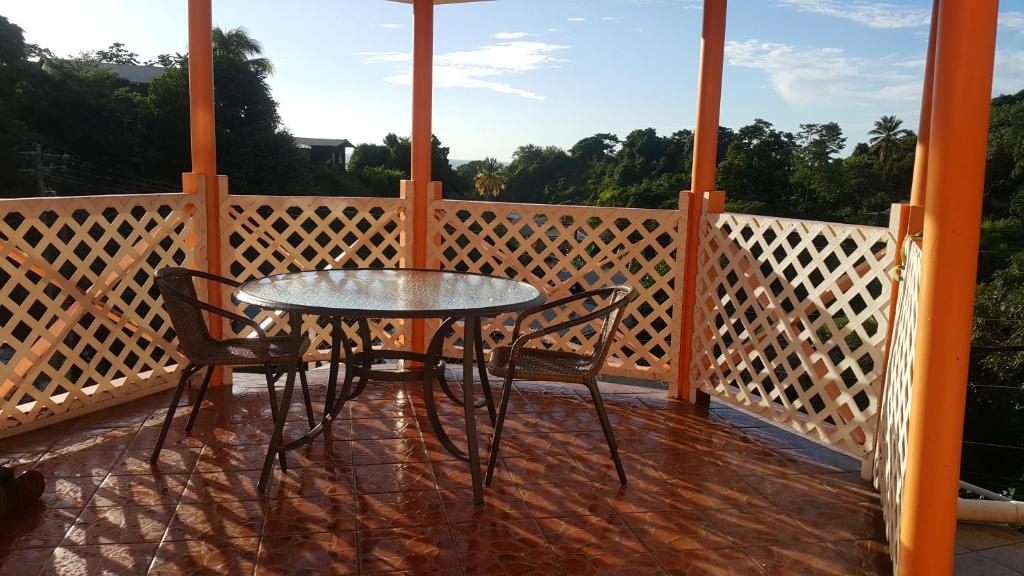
(462, 317, 484, 505)
(259, 310, 300, 491)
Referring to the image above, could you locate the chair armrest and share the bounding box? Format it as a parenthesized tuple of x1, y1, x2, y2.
(510, 288, 618, 343)
(507, 298, 624, 361)
(185, 269, 243, 289)
(160, 281, 268, 338)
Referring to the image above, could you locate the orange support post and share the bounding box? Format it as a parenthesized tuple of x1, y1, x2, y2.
(409, 0, 434, 355)
(909, 0, 938, 208)
(676, 0, 727, 401)
(898, 0, 999, 573)
(187, 0, 224, 384)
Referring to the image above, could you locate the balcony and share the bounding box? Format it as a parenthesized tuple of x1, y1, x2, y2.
(0, 191, 907, 575)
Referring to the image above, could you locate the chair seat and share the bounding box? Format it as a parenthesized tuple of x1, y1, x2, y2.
(200, 335, 312, 366)
(487, 345, 591, 383)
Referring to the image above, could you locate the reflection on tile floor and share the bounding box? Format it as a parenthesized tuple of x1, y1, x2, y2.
(0, 368, 894, 575)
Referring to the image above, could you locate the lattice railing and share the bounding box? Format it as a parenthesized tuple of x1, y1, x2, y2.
(0, 193, 205, 437)
(873, 238, 921, 569)
(691, 213, 894, 456)
(428, 199, 684, 383)
(221, 195, 412, 359)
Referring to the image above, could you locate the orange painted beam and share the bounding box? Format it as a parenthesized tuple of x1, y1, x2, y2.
(898, 1, 999, 574)
(187, 0, 222, 338)
(909, 0, 938, 208)
(410, 0, 435, 355)
(677, 0, 727, 400)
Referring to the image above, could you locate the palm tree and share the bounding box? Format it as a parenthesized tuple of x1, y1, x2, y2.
(473, 158, 507, 199)
(213, 27, 274, 75)
(868, 115, 912, 163)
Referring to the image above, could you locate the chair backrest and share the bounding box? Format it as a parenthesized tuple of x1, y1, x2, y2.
(585, 285, 636, 376)
(155, 267, 213, 362)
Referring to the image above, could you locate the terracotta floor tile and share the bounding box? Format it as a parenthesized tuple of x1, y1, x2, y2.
(704, 507, 820, 547)
(182, 470, 265, 503)
(653, 547, 764, 576)
(263, 495, 357, 535)
(164, 500, 265, 541)
(39, 476, 104, 509)
(33, 447, 125, 478)
(270, 466, 356, 499)
(195, 444, 270, 472)
(121, 446, 201, 475)
(65, 504, 175, 545)
(355, 462, 436, 494)
(149, 537, 259, 575)
(356, 490, 447, 530)
(350, 416, 420, 440)
(641, 450, 736, 480)
(787, 503, 886, 541)
(89, 473, 188, 507)
(537, 514, 647, 558)
(358, 526, 459, 573)
(622, 510, 734, 552)
(558, 553, 667, 576)
(40, 543, 158, 576)
(519, 481, 619, 518)
(0, 545, 54, 576)
(431, 460, 509, 492)
(497, 432, 569, 460)
(2, 507, 81, 549)
(440, 486, 532, 524)
(744, 542, 864, 576)
(502, 455, 589, 486)
(286, 440, 353, 469)
(350, 399, 416, 420)
(669, 475, 772, 511)
(256, 531, 358, 575)
(954, 553, 1022, 576)
(830, 540, 894, 576)
(450, 518, 554, 568)
(956, 521, 1024, 551)
(352, 438, 429, 466)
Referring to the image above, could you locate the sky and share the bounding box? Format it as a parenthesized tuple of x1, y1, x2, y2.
(2, 0, 1024, 161)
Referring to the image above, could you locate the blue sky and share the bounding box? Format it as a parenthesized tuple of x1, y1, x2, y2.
(3, 0, 1024, 160)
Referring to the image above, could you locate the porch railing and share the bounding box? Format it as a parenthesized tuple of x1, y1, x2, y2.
(428, 199, 686, 384)
(0, 193, 205, 437)
(690, 212, 895, 457)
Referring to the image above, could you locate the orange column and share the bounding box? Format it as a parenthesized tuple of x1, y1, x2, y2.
(409, 0, 434, 354)
(898, 1, 999, 573)
(677, 0, 727, 401)
(187, 0, 224, 383)
(909, 0, 939, 208)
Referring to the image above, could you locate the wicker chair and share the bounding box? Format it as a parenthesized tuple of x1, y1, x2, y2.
(150, 267, 316, 468)
(485, 285, 637, 485)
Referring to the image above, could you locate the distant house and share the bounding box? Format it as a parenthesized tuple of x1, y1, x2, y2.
(96, 63, 165, 88)
(294, 137, 354, 171)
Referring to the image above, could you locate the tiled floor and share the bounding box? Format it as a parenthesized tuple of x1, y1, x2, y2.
(0, 367, 894, 575)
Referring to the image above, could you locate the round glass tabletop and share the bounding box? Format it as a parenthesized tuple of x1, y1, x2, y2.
(235, 269, 545, 318)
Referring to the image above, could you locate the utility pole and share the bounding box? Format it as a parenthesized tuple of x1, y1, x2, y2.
(16, 143, 65, 197)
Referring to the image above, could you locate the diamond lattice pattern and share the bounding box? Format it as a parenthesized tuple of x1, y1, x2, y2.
(221, 195, 412, 359)
(0, 194, 205, 437)
(873, 238, 921, 570)
(428, 200, 684, 382)
(691, 213, 894, 456)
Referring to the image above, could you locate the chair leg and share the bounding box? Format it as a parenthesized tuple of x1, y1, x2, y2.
(298, 362, 316, 429)
(584, 378, 627, 485)
(264, 365, 288, 472)
(151, 364, 199, 464)
(184, 366, 215, 434)
(485, 373, 516, 486)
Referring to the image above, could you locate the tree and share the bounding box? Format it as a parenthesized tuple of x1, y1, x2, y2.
(716, 119, 796, 215)
(867, 115, 912, 163)
(213, 28, 274, 76)
(93, 42, 139, 65)
(792, 122, 846, 216)
(472, 158, 506, 199)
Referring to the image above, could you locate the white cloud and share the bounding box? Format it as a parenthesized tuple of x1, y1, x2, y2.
(358, 41, 569, 101)
(995, 50, 1024, 95)
(492, 32, 534, 39)
(776, 0, 930, 29)
(568, 17, 585, 22)
(601, 16, 621, 21)
(1001, 12, 1024, 31)
(725, 39, 922, 106)
(377, 23, 401, 29)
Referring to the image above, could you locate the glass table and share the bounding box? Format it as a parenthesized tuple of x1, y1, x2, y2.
(235, 268, 545, 503)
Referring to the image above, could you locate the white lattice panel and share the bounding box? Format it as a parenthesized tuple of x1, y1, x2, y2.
(873, 238, 921, 569)
(428, 199, 684, 382)
(0, 193, 205, 437)
(691, 213, 894, 456)
(221, 195, 412, 358)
